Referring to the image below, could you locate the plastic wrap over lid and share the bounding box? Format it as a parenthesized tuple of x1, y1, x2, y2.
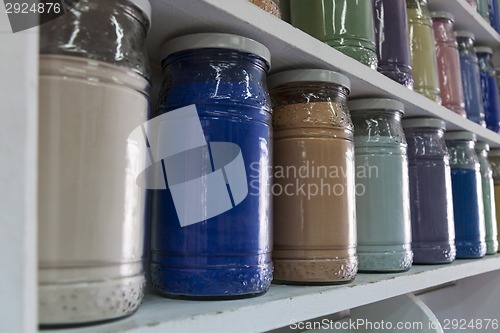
(445, 131, 477, 141)
(489, 148, 500, 156)
(160, 33, 271, 66)
(454, 30, 475, 40)
(268, 69, 351, 91)
(476, 142, 490, 151)
(475, 46, 493, 54)
(402, 117, 447, 129)
(348, 98, 404, 114)
(129, 0, 152, 23)
(430, 11, 454, 21)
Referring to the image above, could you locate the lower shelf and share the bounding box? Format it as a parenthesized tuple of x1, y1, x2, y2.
(43, 255, 500, 333)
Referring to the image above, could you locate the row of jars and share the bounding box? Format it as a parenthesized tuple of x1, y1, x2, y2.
(265, 0, 500, 37)
(266, 0, 500, 134)
(467, 0, 500, 34)
(37, 0, 500, 328)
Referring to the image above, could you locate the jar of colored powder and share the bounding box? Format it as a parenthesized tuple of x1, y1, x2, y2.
(38, 0, 152, 325)
(269, 69, 358, 285)
(431, 11, 466, 117)
(445, 132, 486, 259)
(289, 0, 378, 69)
(476, 47, 500, 133)
(152, 33, 273, 299)
(488, 148, 500, 252)
(403, 118, 456, 264)
(349, 98, 413, 272)
(407, 0, 441, 104)
(475, 143, 499, 254)
(456, 31, 486, 126)
(249, 0, 282, 18)
(373, 0, 414, 88)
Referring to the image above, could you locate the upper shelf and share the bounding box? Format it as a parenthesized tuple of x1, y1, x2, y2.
(147, 0, 500, 147)
(428, 0, 500, 46)
(45, 255, 500, 333)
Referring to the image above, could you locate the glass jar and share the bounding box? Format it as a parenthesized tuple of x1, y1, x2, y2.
(445, 132, 486, 258)
(270, 70, 357, 284)
(290, 0, 377, 69)
(490, 0, 500, 32)
(152, 33, 273, 299)
(403, 118, 456, 264)
(466, 0, 478, 10)
(489, 148, 500, 251)
(476, 47, 500, 133)
(456, 31, 486, 126)
(249, 0, 282, 18)
(373, 0, 414, 88)
(407, 0, 441, 104)
(496, 66, 500, 95)
(478, 0, 492, 23)
(349, 99, 412, 272)
(38, 0, 151, 326)
(431, 12, 466, 117)
(475, 143, 499, 254)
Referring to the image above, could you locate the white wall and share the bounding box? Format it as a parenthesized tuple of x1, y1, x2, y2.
(0, 7, 38, 333)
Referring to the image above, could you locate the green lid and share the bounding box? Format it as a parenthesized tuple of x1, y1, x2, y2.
(268, 69, 351, 91)
(161, 33, 271, 66)
(475, 142, 490, 151)
(349, 98, 404, 114)
(445, 131, 477, 141)
(402, 118, 446, 130)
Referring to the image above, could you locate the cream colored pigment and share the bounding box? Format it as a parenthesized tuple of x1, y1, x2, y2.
(249, 0, 281, 18)
(272, 102, 358, 284)
(38, 55, 149, 325)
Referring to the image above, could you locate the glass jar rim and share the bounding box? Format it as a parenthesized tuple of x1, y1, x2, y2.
(349, 98, 404, 114)
(268, 69, 350, 92)
(455, 31, 475, 40)
(128, 0, 152, 24)
(445, 131, 477, 141)
(402, 117, 446, 130)
(475, 142, 490, 151)
(160, 33, 271, 67)
(475, 46, 493, 54)
(489, 148, 500, 157)
(430, 11, 454, 22)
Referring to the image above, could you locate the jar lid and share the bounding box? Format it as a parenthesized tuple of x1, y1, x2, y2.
(402, 118, 447, 130)
(430, 11, 454, 22)
(475, 46, 493, 54)
(476, 142, 490, 151)
(348, 98, 404, 114)
(128, 0, 152, 23)
(160, 33, 271, 66)
(444, 131, 477, 141)
(454, 31, 475, 40)
(267, 69, 351, 91)
(489, 148, 500, 156)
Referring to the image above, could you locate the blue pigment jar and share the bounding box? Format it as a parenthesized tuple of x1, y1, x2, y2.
(445, 131, 486, 259)
(455, 31, 485, 126)
(489, 0, 500, 32)
(476, 47, 500, 133)
(150, 33, 273, 299)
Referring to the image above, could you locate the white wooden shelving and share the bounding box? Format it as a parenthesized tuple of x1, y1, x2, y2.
(2, 0, 500, 332)
(0, 8, 38, 333)
(45, 256, 500, 333)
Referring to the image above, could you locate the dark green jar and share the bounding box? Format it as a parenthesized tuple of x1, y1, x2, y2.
(289, 0, 377, 69)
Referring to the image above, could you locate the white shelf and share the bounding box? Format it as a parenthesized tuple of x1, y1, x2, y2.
(45, 255, 500, 333)
(0, 8, 38, 333)
(148, 0, 500, 147)
(428, 0, 500, 46)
